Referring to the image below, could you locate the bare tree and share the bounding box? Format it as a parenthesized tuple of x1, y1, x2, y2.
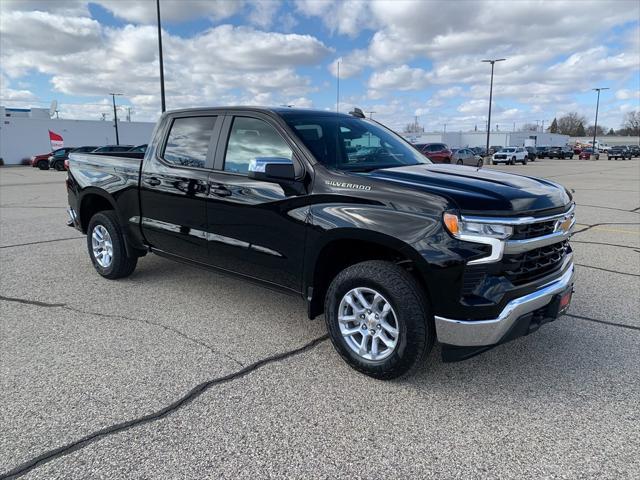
(521, 123, 538, 132)
(556, 112, 587, 136)
(618, 111, 640, 136)
(586, 125, 606, 136)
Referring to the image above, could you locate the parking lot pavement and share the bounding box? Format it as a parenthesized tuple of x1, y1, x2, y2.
(1, 159, 639, 479)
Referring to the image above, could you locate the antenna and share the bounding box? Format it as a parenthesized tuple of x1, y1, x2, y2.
(336, 58, 341, 114)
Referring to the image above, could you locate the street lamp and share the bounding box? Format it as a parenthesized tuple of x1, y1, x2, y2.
(481, 58, 506, 156)
(156, 0, 166, 113)
(591, 87, 609, 159)
(109, 93, 123, 145)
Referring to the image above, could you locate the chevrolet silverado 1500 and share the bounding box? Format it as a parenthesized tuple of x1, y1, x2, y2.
(67, 107, 576, 379)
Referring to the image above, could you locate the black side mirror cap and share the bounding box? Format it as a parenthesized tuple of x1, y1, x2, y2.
(248, 157, 296, 182)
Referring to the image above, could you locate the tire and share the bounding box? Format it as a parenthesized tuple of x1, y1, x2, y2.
(477, 159, 484, 168)
(510, 156, 516, 165)
(53, 160, 65, 171)
(456, 159, 463, 165)
(38, 160, 49, 170)
(87, 210, 137, 279)
(324, 260, 433, 380)
(522, 157, 527, 165)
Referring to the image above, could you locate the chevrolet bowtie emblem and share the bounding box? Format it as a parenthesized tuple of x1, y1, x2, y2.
(556, 215, 573, 233)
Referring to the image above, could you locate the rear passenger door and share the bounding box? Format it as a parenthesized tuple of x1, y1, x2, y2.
(140, 114, 221, 263)
(204, 113, 308, 291)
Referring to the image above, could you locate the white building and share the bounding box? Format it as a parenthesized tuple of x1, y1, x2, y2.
(0, 106, 155, 165)
(403, 130, 570, 149)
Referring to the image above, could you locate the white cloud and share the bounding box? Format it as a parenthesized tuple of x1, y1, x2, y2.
(295, 0, 374, 37)
(616, 89, 640, 101)
(368, 65, 430, 92)
(95, 0, 243, 24)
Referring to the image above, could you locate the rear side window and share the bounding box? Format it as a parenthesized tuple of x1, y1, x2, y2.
(223, 117, 293, 174)
(163, 116, 217, 168)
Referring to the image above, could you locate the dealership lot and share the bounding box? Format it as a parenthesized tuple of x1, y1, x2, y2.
(1, 159, 639, 478)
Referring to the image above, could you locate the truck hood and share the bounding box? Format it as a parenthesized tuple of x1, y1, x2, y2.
(368, 164, 572, 215)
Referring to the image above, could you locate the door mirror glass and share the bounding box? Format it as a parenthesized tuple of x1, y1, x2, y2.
(248, 157, 295, 182)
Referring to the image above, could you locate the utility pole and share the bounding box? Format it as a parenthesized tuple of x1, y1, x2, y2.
(482, 58, 506, 157)
(592, 87, 609, 158)
(126, 107, 132, 122)
(541, 119, 545, 132)
(156, 0, 166, 112)
(336, 59, 340, 114)
(109, 93, 123, 145)
(443, 123, 447, 134)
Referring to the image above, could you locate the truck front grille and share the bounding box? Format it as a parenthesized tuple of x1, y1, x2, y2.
(502, 240, 569, 285)
(511, 220, 556, 240)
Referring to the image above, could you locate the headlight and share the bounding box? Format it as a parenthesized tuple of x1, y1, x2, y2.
(443, 213, 513, 240)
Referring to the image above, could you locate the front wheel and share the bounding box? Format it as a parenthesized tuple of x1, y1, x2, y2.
(38, 160, 49, 170)
(456, 159, 463, 165)
(87, 210, 138, 279)
(325, 260, 433, 380)
(522, 157, 527, 165)
(53, 160, 65, 171)
(477, 159, 484, 168)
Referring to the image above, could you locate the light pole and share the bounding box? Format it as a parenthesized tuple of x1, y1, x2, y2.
(482, 58, 506, 156)
(592, 87, 609, 158)
(156, 0, 166, 113)
(109, 93, 123, 145)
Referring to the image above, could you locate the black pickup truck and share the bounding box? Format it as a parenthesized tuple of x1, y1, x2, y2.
(67, 107, 576, 379)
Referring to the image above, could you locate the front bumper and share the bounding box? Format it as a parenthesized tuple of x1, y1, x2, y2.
(435, 260, 575, 348)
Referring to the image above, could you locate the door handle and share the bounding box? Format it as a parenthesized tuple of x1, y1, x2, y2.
(145, 177, 161, 186)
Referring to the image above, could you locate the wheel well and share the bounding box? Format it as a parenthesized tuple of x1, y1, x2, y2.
(307, 239, 428, 319)
(79, 194, 113, 233)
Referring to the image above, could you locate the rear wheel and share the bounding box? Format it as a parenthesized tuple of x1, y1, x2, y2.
(477, 159, 484, 167)
(87, 210, 137, 279)
(456, 159, 463, 165)
(37, 160, 49, 170)
(325, 260, 433, 379)
(510, 156, 516, 165)
(53, 160, 65, 171)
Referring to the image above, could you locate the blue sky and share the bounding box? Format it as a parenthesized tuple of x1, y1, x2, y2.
(1, 0, 638, 132)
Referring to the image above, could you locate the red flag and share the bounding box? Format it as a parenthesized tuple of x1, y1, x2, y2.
(49, 130, 64, 150)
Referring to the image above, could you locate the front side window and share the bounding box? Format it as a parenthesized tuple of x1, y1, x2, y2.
(224, 117, 293, 174)
(163, 116, 217, 168)
(284, 115, 429, 172)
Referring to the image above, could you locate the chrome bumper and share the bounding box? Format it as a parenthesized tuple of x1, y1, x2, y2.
(435, 261, 575, 347)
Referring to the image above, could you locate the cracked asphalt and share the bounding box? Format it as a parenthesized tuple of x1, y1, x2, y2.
(1, 159, 639, 479)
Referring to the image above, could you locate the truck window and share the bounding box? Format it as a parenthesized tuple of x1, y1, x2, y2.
(223, 117, 293, 174)
(163, 116, 217, 169)
(285, 115, 429, 172)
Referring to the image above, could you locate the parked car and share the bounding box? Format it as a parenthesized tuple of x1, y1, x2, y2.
(470, 146, 487, 156)
(535, 146, 549, 157)
(128, 144, 148, 153)
(524, 147, 537, 161)
(67, 106, 576, 379)
(492, 147, 528, 165)
(452, 148, 483, 167)
(414, 143, 453, 163)
(572, 146, 582, 155)
(92, 145, 134, 153)
(546, 146, 574, 159)
(31, 147, 74, 170)
(628, 145, 640, 157)
(607, 146, 632, 160)
(48, 146, 98, 170)
(579, 148, 599, 160)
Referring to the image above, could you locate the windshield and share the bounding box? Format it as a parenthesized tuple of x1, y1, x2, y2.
(284, 115, 430, 172)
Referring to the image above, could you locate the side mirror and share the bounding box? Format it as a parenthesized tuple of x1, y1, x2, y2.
(248, 157, 295, 182)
